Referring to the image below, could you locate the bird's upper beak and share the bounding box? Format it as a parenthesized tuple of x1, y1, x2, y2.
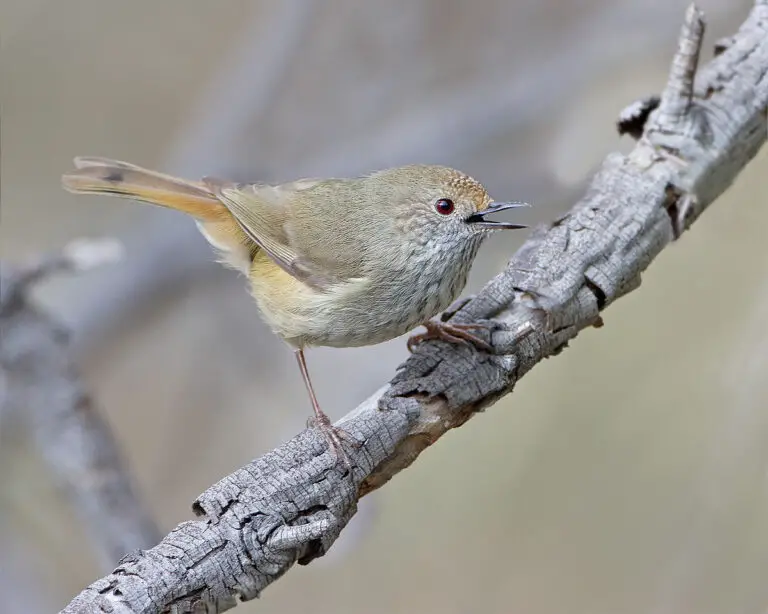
(465, 201, 529, 229)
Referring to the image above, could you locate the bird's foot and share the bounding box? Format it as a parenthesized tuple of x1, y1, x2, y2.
(407, 319, 493, 353)
(307, 409, 360, 472)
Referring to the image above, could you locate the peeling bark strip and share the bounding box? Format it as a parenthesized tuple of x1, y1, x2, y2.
(62, 3, 767, 613)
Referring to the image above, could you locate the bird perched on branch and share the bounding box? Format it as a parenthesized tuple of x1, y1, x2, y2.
(63, 157, 528, 467)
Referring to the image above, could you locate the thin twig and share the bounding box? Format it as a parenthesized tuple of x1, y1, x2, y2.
(61, 2, 768, 612)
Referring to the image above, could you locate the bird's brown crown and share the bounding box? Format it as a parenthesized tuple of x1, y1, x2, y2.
(443, 170, 493, 211)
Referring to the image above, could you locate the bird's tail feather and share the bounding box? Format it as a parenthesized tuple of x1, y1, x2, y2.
(62, 156, 229, 221)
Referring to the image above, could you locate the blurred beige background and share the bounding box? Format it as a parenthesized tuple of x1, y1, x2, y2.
(2, 1, 767, 613)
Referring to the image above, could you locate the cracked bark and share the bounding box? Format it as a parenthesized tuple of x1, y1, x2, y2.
(60, 2, 768, 612)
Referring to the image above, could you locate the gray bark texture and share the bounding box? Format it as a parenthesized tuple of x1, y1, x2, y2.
(60, 2, 767, 612)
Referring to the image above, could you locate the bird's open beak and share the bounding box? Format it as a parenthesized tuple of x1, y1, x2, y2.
(465, 201, 529, 229)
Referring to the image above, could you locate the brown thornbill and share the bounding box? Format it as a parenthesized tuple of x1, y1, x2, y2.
(62, 157, 528, 466)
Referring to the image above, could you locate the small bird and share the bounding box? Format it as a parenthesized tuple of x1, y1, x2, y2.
(62, 157, 528, 464)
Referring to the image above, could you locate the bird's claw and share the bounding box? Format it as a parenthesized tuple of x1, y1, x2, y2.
(407, 319, 493, 353)
(307, 412, 360, 472)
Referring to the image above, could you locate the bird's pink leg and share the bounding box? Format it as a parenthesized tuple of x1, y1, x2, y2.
(295, 349, 359, 469)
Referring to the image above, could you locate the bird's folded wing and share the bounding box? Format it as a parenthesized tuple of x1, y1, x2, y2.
(203, 177, 346, 290)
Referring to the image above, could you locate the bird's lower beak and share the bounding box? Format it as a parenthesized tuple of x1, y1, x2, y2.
(465, 201, 529, 229)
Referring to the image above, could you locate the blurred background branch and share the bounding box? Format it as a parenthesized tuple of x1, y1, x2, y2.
(0, 239, 159, 572)
(60, 2, 768, 612)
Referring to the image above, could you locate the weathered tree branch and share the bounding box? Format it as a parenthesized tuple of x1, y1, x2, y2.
(0, 239, 160, 570)
(61, 3, 767, 612)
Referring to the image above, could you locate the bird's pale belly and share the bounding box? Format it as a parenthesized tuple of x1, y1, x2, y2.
(248, 251, 472, 349)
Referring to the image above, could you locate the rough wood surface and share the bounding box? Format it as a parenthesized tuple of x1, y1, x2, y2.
(60, 2, 767, 612)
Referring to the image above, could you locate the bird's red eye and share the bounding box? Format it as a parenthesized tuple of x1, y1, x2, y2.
(435, 198, 454, 215)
